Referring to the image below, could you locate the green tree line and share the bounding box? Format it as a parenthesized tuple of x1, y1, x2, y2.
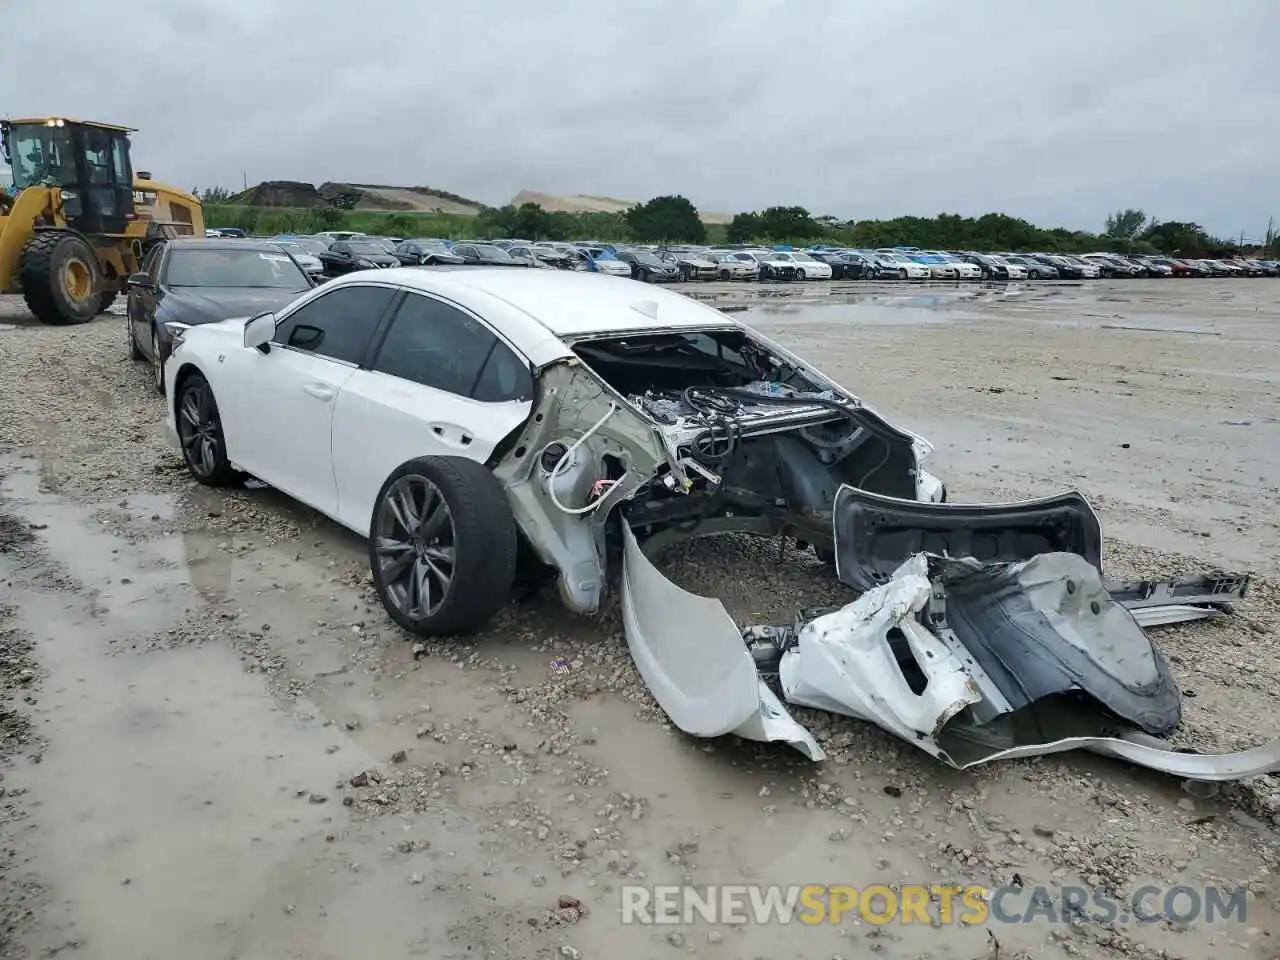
(201, 192, 1277, 258)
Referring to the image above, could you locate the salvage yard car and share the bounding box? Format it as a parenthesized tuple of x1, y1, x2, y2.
(873, 251, 932, 280)
(318, 239, 400, 275)
(128, 237, 314, 394)
(767, 251, 833, 281)
(616, 249, 680, 283)
(707, 251, 760, 280)
(163, 267, 1267, 782)
(394, 238, 465, 266)
(165, 267, 946, 636)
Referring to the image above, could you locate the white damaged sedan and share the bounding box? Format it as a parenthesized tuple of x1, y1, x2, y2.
(164, 267, 1269, 780)
(165, 267, 943, 636)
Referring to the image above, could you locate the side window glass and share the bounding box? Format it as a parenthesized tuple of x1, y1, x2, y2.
(473, 339, 533, 402)
(111, 135, 132, 185)
(372, 294, 529, 401)
(273, 285, 395, 364)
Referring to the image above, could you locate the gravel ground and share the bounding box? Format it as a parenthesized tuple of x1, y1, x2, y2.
(1, 279, 1279, 959)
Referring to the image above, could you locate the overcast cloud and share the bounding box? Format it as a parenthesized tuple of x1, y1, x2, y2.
(8, 0, 1278, 236)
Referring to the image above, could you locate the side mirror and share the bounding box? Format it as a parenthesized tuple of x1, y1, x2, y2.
(244, 311, 275, 351)
(126, 272, 152, 290)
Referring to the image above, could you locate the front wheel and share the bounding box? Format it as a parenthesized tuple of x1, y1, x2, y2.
(151, 328, 167, 395)
(128, 318, 144, 360)
(19, 231, 103, 325)
(175, 373, 242, 486)
(898, 269, 907, 280)
(796, 269, 807, 281)
(369, 457, 518, 638)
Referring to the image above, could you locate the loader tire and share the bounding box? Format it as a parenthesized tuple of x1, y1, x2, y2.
(20, 232, 103, 325)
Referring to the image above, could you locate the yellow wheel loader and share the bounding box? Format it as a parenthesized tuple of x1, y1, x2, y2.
(0, 117, 204, 325)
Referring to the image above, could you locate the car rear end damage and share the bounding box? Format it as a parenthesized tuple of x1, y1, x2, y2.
(618, 482, 1269, 781)
(490, 320, 944, 615)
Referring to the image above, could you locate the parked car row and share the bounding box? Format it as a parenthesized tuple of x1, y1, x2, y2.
(205, 228, 1280, 284)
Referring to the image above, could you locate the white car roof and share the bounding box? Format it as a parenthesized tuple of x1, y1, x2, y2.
(314, 267, 740, 363)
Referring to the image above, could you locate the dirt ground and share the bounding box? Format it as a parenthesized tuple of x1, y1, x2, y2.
(1, 278, 1279, 960)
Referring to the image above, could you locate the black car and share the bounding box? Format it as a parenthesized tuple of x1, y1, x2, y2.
(961, 253, 1013, 281)
(126, 238, 313, 394)
(394, 238, 465, 266)
(453, 243, 519, 266)
(808, 249, 876, 280)
(1030, 254, 1084, 279)
(616, 249, 679, 282)
(319, 239, 401, 275)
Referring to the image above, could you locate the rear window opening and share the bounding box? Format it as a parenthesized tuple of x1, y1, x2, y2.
(574, 329, 920, 528)
(571, 329, 823, 397)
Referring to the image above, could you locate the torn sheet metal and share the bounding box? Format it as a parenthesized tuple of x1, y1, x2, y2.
(950, 729, 1280, 781)
(935, 552, 1182, 736)
(777, 554, 982, 758)
(620, 525, 1274, 780)
(619, 523, 823, 759)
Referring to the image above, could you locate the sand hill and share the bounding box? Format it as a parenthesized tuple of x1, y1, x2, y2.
(231, 181, 485, 215)
(511, 190, 732, 224)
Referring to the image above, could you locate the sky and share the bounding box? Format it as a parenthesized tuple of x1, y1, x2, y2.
(6, 0, 1278, 238)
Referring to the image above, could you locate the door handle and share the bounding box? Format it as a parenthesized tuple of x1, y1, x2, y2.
(303, 383, 336, 401)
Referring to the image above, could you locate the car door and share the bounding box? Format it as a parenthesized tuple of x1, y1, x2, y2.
(330, 292, 534, 534)
(128, 242, 166, 353)
(219, 283, 399, 520)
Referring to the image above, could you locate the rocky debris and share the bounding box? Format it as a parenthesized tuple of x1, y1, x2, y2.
(534, 894, 589, 928)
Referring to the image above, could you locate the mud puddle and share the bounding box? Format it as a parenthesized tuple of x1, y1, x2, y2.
(0, 463, 556, 959)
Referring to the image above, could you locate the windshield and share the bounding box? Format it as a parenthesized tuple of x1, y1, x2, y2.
(634, 253, 662, 266)
(275, 243, 310, 257)
(472, 245, 511, 259)
(166, 248, 308, 288)
(293, 238, 328, 255)
(792, 252, 818, 262)
(345, 241, 388, 255)
(6, 122, 78, 189)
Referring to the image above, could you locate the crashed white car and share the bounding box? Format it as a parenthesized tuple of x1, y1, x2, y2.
(165, 268, 1269, 780)
(873, 251, 932, 280)
(707, 252, 759, 281)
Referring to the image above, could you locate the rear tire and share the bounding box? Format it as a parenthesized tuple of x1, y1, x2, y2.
(19, 231, 103, 325)
(369, 456, 517, 638)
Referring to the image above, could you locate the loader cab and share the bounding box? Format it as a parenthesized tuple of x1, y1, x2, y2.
(1, 117, 136, 234)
